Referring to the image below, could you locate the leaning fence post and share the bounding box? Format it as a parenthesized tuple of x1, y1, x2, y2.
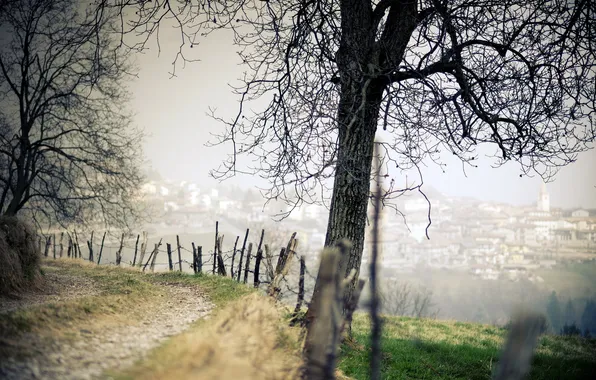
(254, 249, 263, 288)
(231, 235, 239, 279)
(87, 231, 94, 262)
(237, 228, 250, 282)
(137, 232, 148, 267)
(142, 239, 162, 272)
(176, 235, 182, 272)
(243, 243, 253, 284)
(97, 231, 106, 265)
(268, 236, 298, 300)
(150, 244, 159, 272)
(132, 234, 140, 266)
(116, 232, 124, 266)
(167, 243, 173, 271)
(87, 240, 94, 263)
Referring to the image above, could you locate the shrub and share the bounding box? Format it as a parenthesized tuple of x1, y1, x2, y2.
(0, 216, 43, 296)
(560, 323, 582, 336)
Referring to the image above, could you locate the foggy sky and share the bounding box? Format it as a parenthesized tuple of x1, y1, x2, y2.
(130, 27, 596, 210)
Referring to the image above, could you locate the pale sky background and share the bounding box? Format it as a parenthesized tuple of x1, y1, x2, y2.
(130, 26, 596, 210)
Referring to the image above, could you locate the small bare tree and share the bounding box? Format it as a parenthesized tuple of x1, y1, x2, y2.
(381, 281, 413, 316)
(381, 280, 438, 318)
(0, 0, 143, 229)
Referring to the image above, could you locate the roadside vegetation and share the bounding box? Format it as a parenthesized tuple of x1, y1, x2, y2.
(0, 216, 43, 296)
(339, 314, 596, 380)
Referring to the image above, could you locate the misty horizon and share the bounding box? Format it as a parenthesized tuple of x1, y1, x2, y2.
(132, 25, 596, 212)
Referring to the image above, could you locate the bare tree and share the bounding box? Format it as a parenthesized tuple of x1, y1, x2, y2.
(111, 0, 595, 329)
(381, 280, 413, 316)
(381, 279, 438, 318)
(0, 0, 144, 229)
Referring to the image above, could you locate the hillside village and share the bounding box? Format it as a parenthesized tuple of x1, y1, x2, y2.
(140, 179, 596, 282)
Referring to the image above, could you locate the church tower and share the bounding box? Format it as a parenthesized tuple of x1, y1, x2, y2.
(537, 182, 550, 212)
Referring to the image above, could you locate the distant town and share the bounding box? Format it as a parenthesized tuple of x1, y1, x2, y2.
(140, 178, 596, 282)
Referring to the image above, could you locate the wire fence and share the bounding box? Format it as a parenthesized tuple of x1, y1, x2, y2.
(36, 222, 319, 308)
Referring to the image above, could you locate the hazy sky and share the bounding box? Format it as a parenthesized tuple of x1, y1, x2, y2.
(130, 26, 596, 210)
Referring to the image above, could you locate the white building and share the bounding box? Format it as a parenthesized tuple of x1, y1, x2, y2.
(537, 182, 550, 212)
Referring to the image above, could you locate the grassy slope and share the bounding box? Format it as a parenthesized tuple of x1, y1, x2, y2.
(3, 260, 595, 379)
(339, 313, 596, 380)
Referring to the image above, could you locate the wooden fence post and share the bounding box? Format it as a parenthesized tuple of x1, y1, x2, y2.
(176, 235, 182, 272)
(59, 232, 64, 258)
(116, 232, 124, 266)
(237, 228, 250, 282)
(52, 234, 56, 259)
(74, 230, 80, 259)
(243, 243, 253, 284)
(268, 235, 298, 300)
(150, 244, 158, 272)
(44, 236, 51, 257)
(67, 235, 72, 258)
(38, 236, 42, 255)
(142, 239, 162, 272)
(167, 243, 173, 271)
(191, 242, 197, 274)
(303, 248, 360, 380)
(197, 246, 203, 273)
(87, 231, 94, 262)
(132, 234, 140, 266)
(213, 221, 218, 275)
(256, 229, 265, 257)
(263, 244, 275, 282)
(253, 249, 263, 288)
(97, 231, 106, 265)
(294, 256, 306, 313)
(216, 235, 227, 276)
(230, 235, 239, 279)
(137, 232, 148, 267)
(87, 240, 94, 263)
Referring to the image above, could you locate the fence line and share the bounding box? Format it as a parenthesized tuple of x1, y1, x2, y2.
(37, 222, 318, 304)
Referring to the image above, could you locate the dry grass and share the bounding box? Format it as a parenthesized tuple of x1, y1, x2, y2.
(118, 293, 304, 380)
(0, 216, 43, 296)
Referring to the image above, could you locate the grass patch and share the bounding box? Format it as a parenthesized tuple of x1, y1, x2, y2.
(114, 293, 303, 380)
(0, 259, 158, 338)
(148, 270, 254, 308)
(338, 313, 596, 379)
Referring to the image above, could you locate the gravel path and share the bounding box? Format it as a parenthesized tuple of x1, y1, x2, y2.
(0, 278, 212, 379)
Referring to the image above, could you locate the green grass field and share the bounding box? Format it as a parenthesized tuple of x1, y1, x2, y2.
(338, 314, 596, 380)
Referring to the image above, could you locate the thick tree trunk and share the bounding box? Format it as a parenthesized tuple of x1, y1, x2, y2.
(305, 72, 385, 334)
(303, 1, 420, 359)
